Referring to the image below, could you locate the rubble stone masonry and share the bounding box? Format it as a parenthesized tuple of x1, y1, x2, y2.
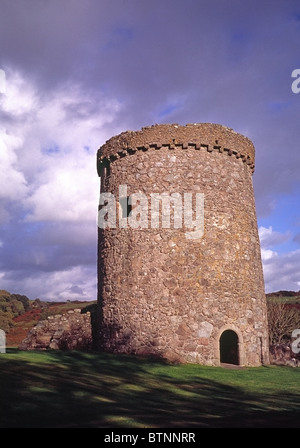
(96, 123, 270, 366)
(19, 309, 92, 350)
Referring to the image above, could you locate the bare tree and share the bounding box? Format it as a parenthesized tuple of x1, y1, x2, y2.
(267, 300, 300, 345)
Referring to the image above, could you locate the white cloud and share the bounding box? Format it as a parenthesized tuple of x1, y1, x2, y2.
(0, 69, 121, 223)
(259, 225, 290, 248)
(0, 131, 27, 200)
(0, 68, 120, 300)
(262, 249, 300, 293)
(1, 70, 37, 116)
(0, 265, 96, 302)
(25, 151, 99, 222)
(261, 248, 278, 261)
(258, 226, 300, 292)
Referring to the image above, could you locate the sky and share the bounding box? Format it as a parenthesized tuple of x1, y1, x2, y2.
(0, 0, 299, 301)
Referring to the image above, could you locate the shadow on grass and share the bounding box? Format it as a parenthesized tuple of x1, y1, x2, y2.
(0, 349, 300, 428)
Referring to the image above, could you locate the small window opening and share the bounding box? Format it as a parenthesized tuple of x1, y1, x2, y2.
(100, 160, 111, 191)
(102, 160, 111, 178)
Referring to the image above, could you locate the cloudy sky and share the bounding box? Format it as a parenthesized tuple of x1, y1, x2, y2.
(0, 0, 299, 301)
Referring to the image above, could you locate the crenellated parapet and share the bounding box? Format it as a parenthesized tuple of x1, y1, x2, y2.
(97, 123, 255, 175)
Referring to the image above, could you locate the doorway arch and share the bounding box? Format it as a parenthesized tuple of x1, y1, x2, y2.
(219, 329, 239, 365)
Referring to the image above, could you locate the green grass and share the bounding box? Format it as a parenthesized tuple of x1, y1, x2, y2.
(0, 349, 300, 428)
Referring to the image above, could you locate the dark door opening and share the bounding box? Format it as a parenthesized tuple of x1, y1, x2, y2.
(220, 330, 239, 365)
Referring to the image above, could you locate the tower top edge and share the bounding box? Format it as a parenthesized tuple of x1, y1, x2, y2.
(97, 122, 255, 166)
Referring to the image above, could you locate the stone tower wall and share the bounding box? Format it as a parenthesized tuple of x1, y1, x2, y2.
(96, 123, 269, 366)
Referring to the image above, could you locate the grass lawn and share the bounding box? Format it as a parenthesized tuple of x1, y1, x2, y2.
(0, 349, 299, 428)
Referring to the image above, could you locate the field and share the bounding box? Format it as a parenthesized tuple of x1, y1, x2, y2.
(1, 293, 300, 428)
(0, 349, 300, 428)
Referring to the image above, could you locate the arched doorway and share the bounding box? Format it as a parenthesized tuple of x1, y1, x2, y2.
(219, 329, 239, 365)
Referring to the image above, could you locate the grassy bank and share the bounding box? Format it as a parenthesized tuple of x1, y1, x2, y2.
(0, 349, 299, 428)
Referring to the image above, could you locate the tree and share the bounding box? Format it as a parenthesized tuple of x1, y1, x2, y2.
(0, 309, 14, 333)
(267, 300, 300, 345)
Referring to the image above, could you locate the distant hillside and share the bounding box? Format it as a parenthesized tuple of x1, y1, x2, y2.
(266, 290, 300, 298)
(0, 290, 96, 347)
(266, 290, 300, 304)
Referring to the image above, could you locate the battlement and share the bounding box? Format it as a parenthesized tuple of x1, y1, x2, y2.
(97, 123, 255, 174)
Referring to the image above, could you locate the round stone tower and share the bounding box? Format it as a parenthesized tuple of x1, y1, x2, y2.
(96, 123, 269, 366)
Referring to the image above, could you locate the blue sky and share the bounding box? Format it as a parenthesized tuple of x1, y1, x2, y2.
(0, 0, 300, 300)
